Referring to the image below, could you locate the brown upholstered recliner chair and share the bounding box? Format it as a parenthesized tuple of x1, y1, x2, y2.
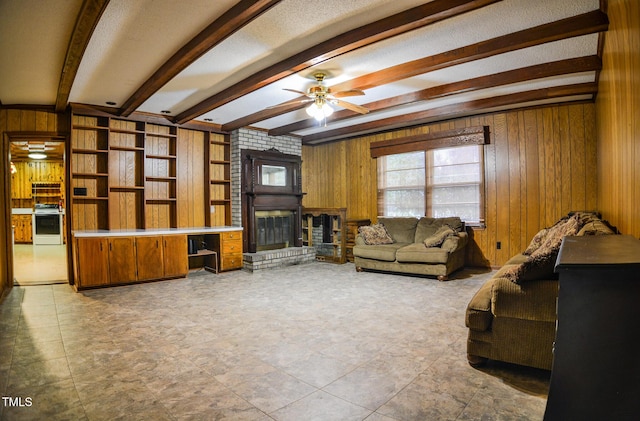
(465, 212, 615, 370)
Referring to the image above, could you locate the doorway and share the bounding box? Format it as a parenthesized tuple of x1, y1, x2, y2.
(9, 136, 68, 285)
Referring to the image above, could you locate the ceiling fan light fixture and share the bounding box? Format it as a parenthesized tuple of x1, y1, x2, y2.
(306, 99, 334, 121)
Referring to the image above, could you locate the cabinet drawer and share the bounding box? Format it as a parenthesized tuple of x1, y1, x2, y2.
(220, 253, 243, 271)
(222, 239, 242, 253)
(221, 231, 241, 241)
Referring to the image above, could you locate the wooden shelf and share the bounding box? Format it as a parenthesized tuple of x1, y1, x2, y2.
(72, 148, 109, 154)
(146, 198, 177, 203)
(110, 128, 145, 135)
(146, 154, 176, 160)
(110, 186, 144, 191)
(188, 249, 217, 258)
(110, 145, 144, 152)
(72, 172, 109, 178)
(146, 176, 176, 182)
(147, 132, 177, 139)
(72, 125, 109, 131)
(72, 196, 109, 201)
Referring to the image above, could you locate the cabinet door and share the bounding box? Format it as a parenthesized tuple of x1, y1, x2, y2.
(163, 235, 188, 277)
(76, 237, 109, 287)
(136, 236, 164, 281)
(108, 237, 137, 284)
(24, 215, 32, 243)
(11, 216, 21, 242)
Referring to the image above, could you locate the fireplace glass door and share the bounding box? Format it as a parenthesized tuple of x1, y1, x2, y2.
(255, 210, 295, 251)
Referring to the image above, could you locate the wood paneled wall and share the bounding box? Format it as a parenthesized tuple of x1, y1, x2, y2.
(177, 128, 206, 227)
(302, 102, 598, 267)
(1, 108, 65, 297)
(596, 0, 640, 238)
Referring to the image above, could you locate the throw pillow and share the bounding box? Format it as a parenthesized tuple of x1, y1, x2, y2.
(359, 224, 394, 245)
(423, 224, 457, 248)
(504, 214, 583, 284)
(523, 228, 549, 255)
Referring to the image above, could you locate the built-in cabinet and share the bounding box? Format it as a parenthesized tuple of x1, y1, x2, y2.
(73, 233, 189, 290)
(11, 214, 33, 243)
(302, 207, 347, 264)
(72, 228, 241, 290)
(136, 235, 188, 280)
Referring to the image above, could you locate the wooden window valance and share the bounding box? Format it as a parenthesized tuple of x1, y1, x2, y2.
(370, 126, 490, 158)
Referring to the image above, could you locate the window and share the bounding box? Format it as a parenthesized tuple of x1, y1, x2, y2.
(378, 145, 484, 225)
(427, 145, 483, 224)
(377, 151, 425, 217)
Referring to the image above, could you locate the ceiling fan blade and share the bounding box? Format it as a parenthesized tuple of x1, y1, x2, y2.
(334, 99, 369, 114)
(265, 98, 313, 109)
(330, 89, 365, 98)
(283, 88, 311, 97)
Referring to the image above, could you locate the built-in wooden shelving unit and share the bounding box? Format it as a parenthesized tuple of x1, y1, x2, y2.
(70, 108, 231, 232)
(207, 132, 231, 226)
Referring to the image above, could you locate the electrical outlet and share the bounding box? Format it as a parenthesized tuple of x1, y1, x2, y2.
(496, 241, 501, 249)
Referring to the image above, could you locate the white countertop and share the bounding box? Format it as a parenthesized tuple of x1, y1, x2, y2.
(12, 208, 33, 214)
(72, 226, 242, 237)
(12, 208, 66, 215)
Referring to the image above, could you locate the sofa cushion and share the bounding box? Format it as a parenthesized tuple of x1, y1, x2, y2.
(395, 243, 450, 264)
(414, 217, 464, 243)
(353, 243, 407, 262)
(358, 224, 394, 245)
(378, 217, 418, 244)
(423, 225, 457, 247)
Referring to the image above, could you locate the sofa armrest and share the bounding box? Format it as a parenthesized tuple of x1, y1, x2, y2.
(465, 278, 493, 331)
(491, 276, 558, 323)
(355, 235, 367, 246)
(441, 231, 468, 253)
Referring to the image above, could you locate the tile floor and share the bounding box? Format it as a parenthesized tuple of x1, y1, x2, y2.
(0, 262, 550, 420)
(12, 244, 68, 286)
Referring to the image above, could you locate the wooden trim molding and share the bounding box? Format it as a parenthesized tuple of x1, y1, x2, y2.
(369, 126, 489, 158)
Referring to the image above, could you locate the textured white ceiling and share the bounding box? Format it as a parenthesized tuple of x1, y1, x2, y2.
(0, 0, 604, 143)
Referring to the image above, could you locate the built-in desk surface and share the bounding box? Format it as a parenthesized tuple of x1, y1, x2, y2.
(73, 226, 242, 237)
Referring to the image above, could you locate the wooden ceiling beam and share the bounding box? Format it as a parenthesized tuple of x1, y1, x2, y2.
(301, 83, 598, 144)
(175, 0, 502, 124)
(118, 0, 282, 117)
(269, 55, 602, 136)
(329, 10, 608, 93)
(229, 10, 608, 132)
(55, 0, 110, 112)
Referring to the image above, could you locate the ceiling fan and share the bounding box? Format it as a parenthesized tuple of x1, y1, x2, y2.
(273, 72, 369, 121)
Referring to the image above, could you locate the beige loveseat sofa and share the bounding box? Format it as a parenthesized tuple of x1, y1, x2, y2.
(465, 212, 615, 370)
(353, 216, 468, 280)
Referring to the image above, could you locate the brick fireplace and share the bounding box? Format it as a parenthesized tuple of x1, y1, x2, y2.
(231, 130, 315, 270)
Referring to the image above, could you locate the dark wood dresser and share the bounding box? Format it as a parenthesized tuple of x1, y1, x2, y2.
(544, 234, 640, 420)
